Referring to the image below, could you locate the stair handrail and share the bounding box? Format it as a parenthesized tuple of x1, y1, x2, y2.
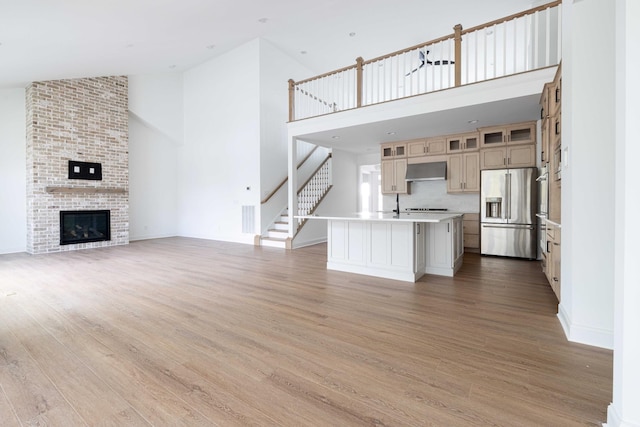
(261, 145, 319, 204)
(297, 153, 332, 195)
(295, 154, 333, 232)
(459, 0, 561, 36)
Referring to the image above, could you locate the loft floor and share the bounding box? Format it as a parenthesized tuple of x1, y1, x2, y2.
(0, 237, 611, 425)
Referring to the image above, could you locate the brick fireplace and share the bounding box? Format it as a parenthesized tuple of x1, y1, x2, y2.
(25, 76, 129, 254)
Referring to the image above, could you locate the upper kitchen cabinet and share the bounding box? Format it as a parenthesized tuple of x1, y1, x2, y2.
(407, 137, 447, 157)
(447, 152, 480, 193)
(446, 132, 479, 153)
(381, 158, 409, 194)
(480, 144, 536, 170)
(479, 121, 536, 147)
(381, 142, 407, 159)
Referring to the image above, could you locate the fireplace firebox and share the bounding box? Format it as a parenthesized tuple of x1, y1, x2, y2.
(60, 210, 111, 245)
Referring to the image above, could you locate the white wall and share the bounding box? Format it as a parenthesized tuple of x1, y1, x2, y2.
(181, 40, 261, 244)
(559, 0, 615, 348)
(128, 73, 183, 241)
(128, 73, 184, 144)
(128, 113, 179, 240)
(294, 149, 358, 247)
(258, 39, 315, 201)
(0, 89, 26, 254)
(609, 1, 640, 425)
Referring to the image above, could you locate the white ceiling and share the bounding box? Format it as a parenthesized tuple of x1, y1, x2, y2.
(0, 0, 536, 88)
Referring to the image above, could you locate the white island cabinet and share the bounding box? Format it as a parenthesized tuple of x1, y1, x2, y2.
(298, 213, 464, 282)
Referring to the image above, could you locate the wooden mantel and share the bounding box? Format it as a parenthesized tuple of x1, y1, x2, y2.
(45, 186, 127, 194)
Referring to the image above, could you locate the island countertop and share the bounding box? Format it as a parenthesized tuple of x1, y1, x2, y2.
(296, 212, 463, 223)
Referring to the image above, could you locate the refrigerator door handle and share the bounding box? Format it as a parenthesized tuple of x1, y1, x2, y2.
(506, 173, 512, 220)
(482, 224, 535, 230)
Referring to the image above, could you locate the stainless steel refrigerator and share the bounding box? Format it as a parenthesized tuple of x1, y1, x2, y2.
(480, 167, 538, 259)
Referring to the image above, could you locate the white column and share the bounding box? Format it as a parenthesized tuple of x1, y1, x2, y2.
(287, 135, 298, 237)
(608, 1, 640, 426)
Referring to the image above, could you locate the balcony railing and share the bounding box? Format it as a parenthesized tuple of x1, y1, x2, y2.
(289, 1, 561, 121)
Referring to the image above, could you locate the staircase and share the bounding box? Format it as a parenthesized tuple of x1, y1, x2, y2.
(258, 154, 332, 249)
(260, 209, 291, 248)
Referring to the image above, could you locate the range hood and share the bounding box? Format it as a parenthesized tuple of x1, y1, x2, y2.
(405, 161, 447, 181)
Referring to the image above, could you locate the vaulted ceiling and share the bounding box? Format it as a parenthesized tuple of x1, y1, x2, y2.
(1, 0, 535, 88)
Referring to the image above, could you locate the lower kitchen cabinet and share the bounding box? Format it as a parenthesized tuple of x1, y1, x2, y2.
(325, 217, 463, 282)
(462, 213, 480, 252)
(425, 219, 463, 276)
(545, 222, 561, 302)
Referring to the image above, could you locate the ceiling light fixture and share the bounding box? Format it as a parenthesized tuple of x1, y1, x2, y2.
(349, 32, 356, 37)
(258, 18, 268, 24)
(387, 131, 396, 135)
(300, 50, 307, 55)
(468, 119, 479, 124)
(168, 65, 177, 69)
(206, 44, 216, 50)
(331, 135, 340, 140)
(126, 43, 134, 48)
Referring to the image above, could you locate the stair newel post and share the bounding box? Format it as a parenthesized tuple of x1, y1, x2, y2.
(288, 79, 295, 122)
(454, 24, 463, 87)
(356, 57, 364, 108)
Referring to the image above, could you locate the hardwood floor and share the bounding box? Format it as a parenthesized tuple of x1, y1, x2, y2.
(0, 237, 612, 426)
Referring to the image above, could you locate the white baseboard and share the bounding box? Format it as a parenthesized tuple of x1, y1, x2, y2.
(604, 402, 640, 427)
(292, 237, 326, 249)
(557, 303, 614, 350)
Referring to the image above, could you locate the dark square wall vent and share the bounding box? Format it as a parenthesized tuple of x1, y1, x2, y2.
(68, 160, 102, 180)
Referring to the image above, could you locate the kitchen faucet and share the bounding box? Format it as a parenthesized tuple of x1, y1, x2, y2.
(393, 193, 400, 215)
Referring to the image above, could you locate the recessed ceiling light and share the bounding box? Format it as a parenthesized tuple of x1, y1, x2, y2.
(206, 44, 216, 50)
(126, 43, 134, 48)
(168, 65, 177, 69)
(349, 32, 356, 37)
(387, 131, 396, 135)
(258, 17, 268, 24)
(300, 50, 307, 55)
(468, 119, 479, 124)
(331, 135, 340, 140)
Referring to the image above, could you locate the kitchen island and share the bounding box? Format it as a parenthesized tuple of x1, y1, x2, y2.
(298, 212, 464, 282)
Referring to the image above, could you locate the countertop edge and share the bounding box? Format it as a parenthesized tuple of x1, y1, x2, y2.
(296, 213, 463, 223)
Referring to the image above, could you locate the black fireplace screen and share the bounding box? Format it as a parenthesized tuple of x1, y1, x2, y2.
(60, 210, 111, 245)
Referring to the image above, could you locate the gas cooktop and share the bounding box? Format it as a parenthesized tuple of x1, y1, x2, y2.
(404, 208, 449, 212)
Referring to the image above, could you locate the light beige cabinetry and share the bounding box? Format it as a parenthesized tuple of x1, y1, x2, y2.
(545, 223, 561, 302)
(446, 132, 479, 153)
(479, 144, 536, 170)
(447, 152, 479, 193)
(381, 158, 408, 194)
(548, 64, 562, 221)
(462, 213, 480, 252)
(381, 142, 407, 159)
(407, 137, 447, 157)
(541, 63, 562, 300)
(540, 82, 552, 164)
(479, 122, 536, 147)
(478, 121, 536, 170)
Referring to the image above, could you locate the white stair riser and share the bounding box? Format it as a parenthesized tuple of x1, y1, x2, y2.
(273, 223, 288, 231)
(267, 230, 288, 238)
(261, 239, 287, 248)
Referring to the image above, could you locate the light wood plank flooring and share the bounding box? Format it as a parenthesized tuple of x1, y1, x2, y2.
(0, 237, 612, 426)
